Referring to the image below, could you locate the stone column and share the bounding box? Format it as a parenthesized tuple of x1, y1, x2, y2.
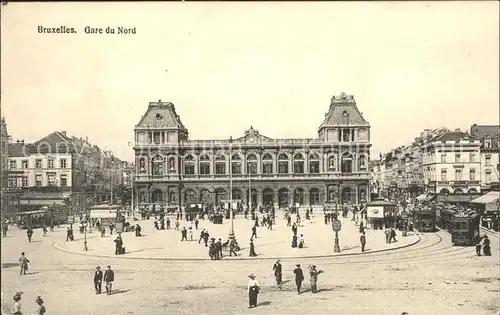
(257, 190, 263, 207)
(194, 155, 199, 175)
(355, 185, 359, 205)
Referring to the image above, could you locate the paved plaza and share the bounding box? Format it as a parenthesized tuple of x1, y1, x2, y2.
(54, 213, 419, 260)
(1, 214, 499, 315)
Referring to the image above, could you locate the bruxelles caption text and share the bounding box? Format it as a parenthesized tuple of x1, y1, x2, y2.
(37, 26, 137, 35)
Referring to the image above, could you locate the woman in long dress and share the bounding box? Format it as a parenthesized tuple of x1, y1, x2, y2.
(309, 265, 324, 293)
(249, 240, 257, 257)
(247, 274, 260, 308)
(291, 234, 298, 248)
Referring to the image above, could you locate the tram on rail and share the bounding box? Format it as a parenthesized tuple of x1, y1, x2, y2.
(414, 209, 437, 232)
(437, 207, 480, 246)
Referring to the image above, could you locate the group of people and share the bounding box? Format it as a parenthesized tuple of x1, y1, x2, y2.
(12, 292, 46, 315)
(93, 265, 115, 295)
(248, 260, 326, 308)
(475, 235, 492, 256)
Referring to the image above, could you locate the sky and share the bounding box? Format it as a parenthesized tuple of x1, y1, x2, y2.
(1, 2, 499, 162)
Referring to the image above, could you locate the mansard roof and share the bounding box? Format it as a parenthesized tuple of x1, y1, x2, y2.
(135, 100, 188, 132)
(31, 131, 75, 154)
(470, 124, 499, 139)
(430, 130, 480, 142)
(319, 93, 369, 131)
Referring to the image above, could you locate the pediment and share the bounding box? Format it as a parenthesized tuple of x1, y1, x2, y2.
(234, 126, 273, 143)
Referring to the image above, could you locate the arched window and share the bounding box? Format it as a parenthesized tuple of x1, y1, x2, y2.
(215, 155, 226, 175)
(151, 155, 164, 176)
(310, 188, 320, 205)
(185, 189, 198, 204)
(262, 153, 273, 174)
(247, 154, 257, 174)
(247, 154, 257, 160)
(341, 152, 353, 173)
(231, 154, 242, 160)
(453, 188, 464, 194)
(215, 155, 226, 161)
(151, 189, 163, 202)
(293, 153, 304, 173)
(309, 153, 319, 174)
(183, 155, 195, 175)
(294, 188, 304, 205)
(184, 155, 195, 161)
(278, 153, 289, 174)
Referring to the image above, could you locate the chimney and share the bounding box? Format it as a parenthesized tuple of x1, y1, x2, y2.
(21, 140, 24, 144)
(86, 136, 88, 142)
(16, 140, 19, 144)
(455, 128, 460, 132)
(62, 131, 67, 137)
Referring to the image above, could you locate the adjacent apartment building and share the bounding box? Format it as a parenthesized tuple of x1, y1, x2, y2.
(133, 93, 371, 210)
(470, 124, 500, 192)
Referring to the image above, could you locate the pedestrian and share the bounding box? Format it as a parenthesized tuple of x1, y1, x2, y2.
(166, 217, 171, 229)
(217, 238, 223, 259)
(483, 235, 491, 256)
(188, 227, 193, 241)
(35, 296, 46, 315)
(247, 274, 260, 308)
(19, 252, 29, 275)
(229, 238, 238, 256)
(390, 228, 397, 243)
(27, 228, 33, 242)
(249, 240, 257, 257)
(114, 236, 124, 255)
(293, 264, 304, 295)
(360, 231, 366, 252)
(475, 238, 482, 256)
(104, 265, 115, 295)
(12, 291, 23, 315)
(298, 234, 305, 248)
(292, 223, 298, 236)
(385, 229, 391, 244)
(273, 260, 283, 287)
(175, 219, 180, 230)
(195, 219, 199, 230)
(42, 226, 48, 236)
(309, 265, 324, 293)
(199, 229, 205, 244)
(101, 226, 106, 237)
(181, 227, 188, 241)
(109, 223, 114, 235)
(94, 266, 103, 294)
(251, 226, 257, 240)
(291, 234, 298, 248)
(49, 221, 54, 232)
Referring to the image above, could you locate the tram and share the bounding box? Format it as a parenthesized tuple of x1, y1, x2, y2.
(415, 209, 437, 232)
(450, 213, 480, 246)
(436, 208, 455, 232)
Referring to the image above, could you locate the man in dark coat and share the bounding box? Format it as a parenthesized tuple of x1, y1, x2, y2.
(94, 266, 103, 294)
(27, 228, 33, 242)
(293, 264, 304, 295)
(181, 227, 188, 241)
(273, 260, 283, 287)
(251, 226, 257, 240)
(104, 265, 115, 295)
(216, 238, 223, 259)
(360, 232, 366, 252)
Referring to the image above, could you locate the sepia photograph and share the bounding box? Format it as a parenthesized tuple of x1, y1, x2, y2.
(0, 2, 499, 315)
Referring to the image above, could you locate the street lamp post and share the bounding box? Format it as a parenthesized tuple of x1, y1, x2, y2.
(83, 221, 88, 251)
(229, 137, 235, 240)
(332, 213, 341, 253)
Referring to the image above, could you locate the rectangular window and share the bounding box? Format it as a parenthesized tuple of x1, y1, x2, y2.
(262, 163, 273, 174)
(342, 129, 351, 142)
(309, 161, 319, 174)
(455, 154, 460, 163)
(22, 176, 28, 187)
(441, 154, 446, 163)
(215, 163, 226, 175)
(469, 153, 475, 163)
(293, 161, 304, 174)
(485, 156, 491, 166)
(184, 164, 194, 175)
(9, 160, 17, 169)
(22, 160, 28, 169)
(60, 174, 67, 187)
(247, 162, 257, 175)
(470, 169, 475, 181)
(485, 172, 491, 183)
(60, 159, 67, 168)
(231, 163, 241, 175)
(200, 163, 210, 175)
(35, 175, 42, 187)
(455, 169, 462, 181)
(47, 159, 54, 169)
(440, 169, 447, 181)
(278, 161, 288, 174)
(8, 178, 17, 188)
(153, 132, 161, 144)
(35, 159, 42, 169)
(47, 174, 56, 186)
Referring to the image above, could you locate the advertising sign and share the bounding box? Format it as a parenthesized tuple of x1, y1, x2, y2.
(332, 219, 342, 232)
(115, 222, 124, 234)
(367, 206, 384, 218)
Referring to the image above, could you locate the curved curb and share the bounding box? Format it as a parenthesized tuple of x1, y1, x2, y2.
(52, 234, 421, 262)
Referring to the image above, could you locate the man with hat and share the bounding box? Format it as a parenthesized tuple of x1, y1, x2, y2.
(93, 266, 103, 294)
(247, 273, 260, 308)
(272, 260, 283, 288)
(104, 265, 115, 295)
(12, 291, 23, 315)
(35, 296, 46, 314)
(293, 264, 304, 295)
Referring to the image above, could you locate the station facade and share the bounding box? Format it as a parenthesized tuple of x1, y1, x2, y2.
(133, 93, 371, 209)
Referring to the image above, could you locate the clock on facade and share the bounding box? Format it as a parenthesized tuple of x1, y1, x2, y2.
(249, 137, 255, 142)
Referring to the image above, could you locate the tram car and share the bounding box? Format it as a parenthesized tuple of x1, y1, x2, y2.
(415, 209, 437, 232)
(436, 208, 455, 232)
(450, 213, 480, 246)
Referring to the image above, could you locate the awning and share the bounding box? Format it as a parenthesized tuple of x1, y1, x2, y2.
(19, 199, 66, 206)
(437, 194, 476, 203)
(416, 194, 436, 202)
(470, 191, 500, 205)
